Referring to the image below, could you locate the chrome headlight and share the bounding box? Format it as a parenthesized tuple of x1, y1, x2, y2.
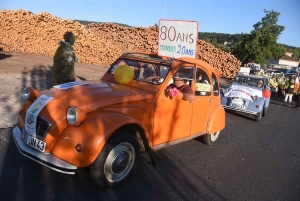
(22, 87, 39, 101)
(67, 106, 87, 126)
(22, 87, 30, 101)
(253, 95, 258, 101)
(67, 107, 77, 125)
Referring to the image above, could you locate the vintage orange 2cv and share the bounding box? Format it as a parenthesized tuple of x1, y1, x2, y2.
(12, 52, 225, 188)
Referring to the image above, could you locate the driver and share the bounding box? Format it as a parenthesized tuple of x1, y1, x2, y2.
(257, 80, 263, 88)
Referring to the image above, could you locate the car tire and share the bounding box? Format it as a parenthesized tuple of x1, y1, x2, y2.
(89, 131, 139, 188)
(203, 131, 220, 145)
(262, 106, 268, 117)
(255, 111, 262, 122)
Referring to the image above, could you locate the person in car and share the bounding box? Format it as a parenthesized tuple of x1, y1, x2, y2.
(257, 80, 264, 88)
(166, 72, 194, 102)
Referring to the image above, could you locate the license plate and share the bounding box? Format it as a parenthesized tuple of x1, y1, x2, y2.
(22, 129, 46, 153)
(231, 103, 245, 109)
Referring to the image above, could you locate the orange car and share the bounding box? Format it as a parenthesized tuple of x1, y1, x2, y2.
(12, 52, 225, 188)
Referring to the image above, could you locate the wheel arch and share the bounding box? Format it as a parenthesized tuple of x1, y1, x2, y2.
(207, 103, 225, 134)
(51, 110, 150, 168)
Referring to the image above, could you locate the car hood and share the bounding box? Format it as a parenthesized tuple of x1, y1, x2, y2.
(22, 80, 156, 152)
(224, 83, 263, 101)
(39, 80, 155, 113)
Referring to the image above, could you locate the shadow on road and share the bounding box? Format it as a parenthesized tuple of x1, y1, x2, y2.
(0, 53, 12, 60)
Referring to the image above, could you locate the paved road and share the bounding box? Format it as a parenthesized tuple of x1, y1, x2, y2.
(0, 52, 299, 201)
(1, 102, 300, 201)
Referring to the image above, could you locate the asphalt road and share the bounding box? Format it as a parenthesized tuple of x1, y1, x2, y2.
(0, 52, 300, 201)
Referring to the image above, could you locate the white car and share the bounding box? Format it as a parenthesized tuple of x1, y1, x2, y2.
(220, 74, 271, 122)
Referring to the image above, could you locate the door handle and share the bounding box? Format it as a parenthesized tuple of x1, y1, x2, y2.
(210, 99, 213, 102)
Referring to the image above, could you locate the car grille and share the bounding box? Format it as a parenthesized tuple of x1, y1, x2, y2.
(36, 115, 51, 140)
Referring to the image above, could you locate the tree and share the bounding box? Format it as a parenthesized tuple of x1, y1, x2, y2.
(291, 48, 300, 60)
(231, 9, 285, 65)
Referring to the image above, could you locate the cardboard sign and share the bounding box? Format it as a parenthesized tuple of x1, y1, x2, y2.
(196, 83, 210, 92)
(158, 19, 198, 58)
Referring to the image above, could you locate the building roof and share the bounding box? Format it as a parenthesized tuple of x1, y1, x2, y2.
(279, 55, 299, 62)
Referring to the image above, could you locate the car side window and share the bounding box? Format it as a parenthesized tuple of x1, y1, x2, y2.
(195, 68, 211, 96)
(212, 73, 219, 96)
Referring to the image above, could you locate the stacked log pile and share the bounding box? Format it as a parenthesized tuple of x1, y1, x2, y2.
(0, 9, 122, 66)
(0, 9, 241, 78)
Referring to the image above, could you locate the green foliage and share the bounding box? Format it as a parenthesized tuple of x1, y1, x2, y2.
(198, 32, 244, 44)
(290, 48, 300, 60)
(231, 9, 285, 65)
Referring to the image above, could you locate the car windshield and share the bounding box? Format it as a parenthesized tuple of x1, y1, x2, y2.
(234, 76, 264, 87)
(108, 59, 170, 84)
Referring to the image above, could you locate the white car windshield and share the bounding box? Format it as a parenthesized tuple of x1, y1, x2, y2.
(234, 76, 264, 88)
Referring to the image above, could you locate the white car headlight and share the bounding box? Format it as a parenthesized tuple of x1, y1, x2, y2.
(67, 106, 87, 126)
(22, 87, 30, 101)
(67, 107, 77, 125)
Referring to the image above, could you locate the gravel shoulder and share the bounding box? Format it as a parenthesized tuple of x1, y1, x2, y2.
(0, 51, 109, 128)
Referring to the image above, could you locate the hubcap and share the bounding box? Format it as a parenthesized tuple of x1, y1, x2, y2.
(111, 152, 129, 174)
(104, 142, 135, 183)
(211, 131, 220, 142)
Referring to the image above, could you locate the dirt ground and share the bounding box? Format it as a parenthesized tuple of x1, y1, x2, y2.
(0, 51, 109, 128)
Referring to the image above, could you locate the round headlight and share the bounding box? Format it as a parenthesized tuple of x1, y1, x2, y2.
(22, 87, 30, 101)
(67, 107, 77, 125)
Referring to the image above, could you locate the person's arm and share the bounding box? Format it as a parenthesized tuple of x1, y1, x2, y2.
(181, 85, 194, 102)
(182, 92, 194, 102)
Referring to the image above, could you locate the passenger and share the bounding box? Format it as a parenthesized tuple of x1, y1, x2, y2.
(142, 68, 156, 82)
(257, 80, 263, 88)
(166, 72, 194, 102)
(195, 70, 209, 95)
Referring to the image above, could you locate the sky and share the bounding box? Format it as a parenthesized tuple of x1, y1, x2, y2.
(1, 0, 299, 47)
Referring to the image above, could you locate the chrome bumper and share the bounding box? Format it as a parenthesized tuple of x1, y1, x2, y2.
(12, 126, 77, 174)
(222, 105, 258, 115)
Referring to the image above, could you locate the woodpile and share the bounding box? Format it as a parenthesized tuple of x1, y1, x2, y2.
(0, 9, 241, 78)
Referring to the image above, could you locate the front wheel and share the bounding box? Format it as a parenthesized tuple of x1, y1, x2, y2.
(89, 131, 139, 188)
(255, 111, 262, 122)
(262, 106, 268, 117)
(203, 131, 220, 145)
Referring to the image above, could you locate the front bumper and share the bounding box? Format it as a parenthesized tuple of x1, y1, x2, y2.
(12, 126, 77, 174)
(222, 105, 258, 115)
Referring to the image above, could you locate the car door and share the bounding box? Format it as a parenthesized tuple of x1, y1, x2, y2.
(152, 67, 194, 146)
(191, 67, 212, 135)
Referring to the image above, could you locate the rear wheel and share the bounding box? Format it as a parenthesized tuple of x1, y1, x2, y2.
(203, 131, 220, 145)
(89, 131, 139, 188)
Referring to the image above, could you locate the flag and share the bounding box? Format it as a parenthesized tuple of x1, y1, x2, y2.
(294, 75, 299, 93)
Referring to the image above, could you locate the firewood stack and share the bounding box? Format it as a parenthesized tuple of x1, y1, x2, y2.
(0, 9, 241, 78)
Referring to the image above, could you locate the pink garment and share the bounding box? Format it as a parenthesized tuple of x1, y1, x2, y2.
(167, 86, 180, 98)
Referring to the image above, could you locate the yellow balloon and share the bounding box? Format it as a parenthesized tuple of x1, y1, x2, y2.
(114, 65, 134, 84)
